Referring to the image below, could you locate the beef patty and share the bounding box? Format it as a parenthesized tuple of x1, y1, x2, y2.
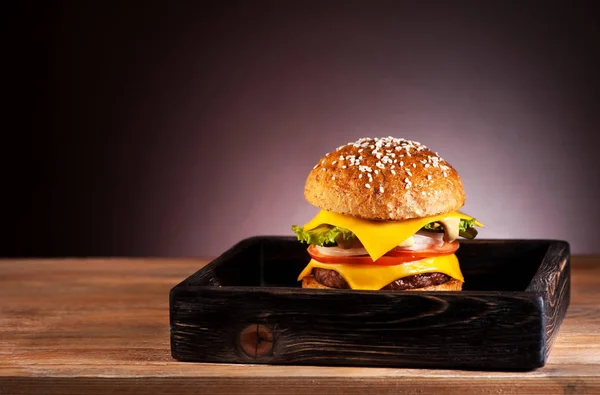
(313, 268, 452, 290)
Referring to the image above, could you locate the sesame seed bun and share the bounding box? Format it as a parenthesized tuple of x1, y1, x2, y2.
(304, 137, 466, 220)
(301, 275, 463, 291)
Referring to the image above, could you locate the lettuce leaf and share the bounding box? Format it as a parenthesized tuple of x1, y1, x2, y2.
(458, 218, 479, 239)
(291, 224, 357, 247)
(422, 218, 479, 239)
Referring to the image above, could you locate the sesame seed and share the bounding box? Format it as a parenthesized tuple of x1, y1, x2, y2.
(332, 176, 336, 180)
(405, 184, 410, 189)
(443, 171, 448, 177)
(313, 164, 318, 169)
(391, 169, 396, 175)
(379, 186, 384, 193)
(404, 177, 410, 183)
(322, 168, 326, 171)
(328, 138, 439, 181)
(365, 183, 371, 188)
(427, 174, 432, 180)
(359, 174, 363, 179)
(421, 191, 426, 196)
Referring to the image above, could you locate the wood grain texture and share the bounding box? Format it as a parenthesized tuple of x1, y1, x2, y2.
(170, 238, 569, 370)
(1, 256, 599, 394)
(526, 241, 571, 361)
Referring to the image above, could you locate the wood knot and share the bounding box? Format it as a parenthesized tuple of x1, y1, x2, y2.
(239, 324, 273, 359)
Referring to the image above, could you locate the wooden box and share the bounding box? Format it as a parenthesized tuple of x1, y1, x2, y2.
(169, 237, 570, 371)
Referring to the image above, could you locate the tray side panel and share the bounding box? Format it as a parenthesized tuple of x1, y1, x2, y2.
(170, 288, 545, 370)
(526, 241, 571, 362)
(455, 240, 550, 291)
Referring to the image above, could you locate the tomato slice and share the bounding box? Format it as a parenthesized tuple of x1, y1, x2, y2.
(307, 242, 459, 266)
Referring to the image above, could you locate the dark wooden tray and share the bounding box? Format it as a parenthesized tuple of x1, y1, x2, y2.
(169, 237, 570, 371)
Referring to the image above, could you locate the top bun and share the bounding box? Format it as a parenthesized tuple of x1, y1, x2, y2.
(304, 137, 466, 220)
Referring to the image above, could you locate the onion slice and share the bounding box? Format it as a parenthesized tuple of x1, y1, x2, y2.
(314, 245, 368, 257)
(413, 230, 444, 245)
(396, 231, 445, 250)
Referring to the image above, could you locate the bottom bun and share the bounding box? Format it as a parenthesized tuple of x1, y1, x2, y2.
(301, 275, 463, 291)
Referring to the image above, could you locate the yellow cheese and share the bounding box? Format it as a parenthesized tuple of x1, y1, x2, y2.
(298, 255, 463, 290)
(303, 210, 483, 261)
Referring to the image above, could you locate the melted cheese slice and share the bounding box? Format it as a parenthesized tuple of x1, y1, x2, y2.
(303, 210, 483, 261)
(298, 255, 463, 290)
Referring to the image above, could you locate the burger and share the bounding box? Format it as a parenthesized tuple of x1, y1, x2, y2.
(291, 136, 483, 291)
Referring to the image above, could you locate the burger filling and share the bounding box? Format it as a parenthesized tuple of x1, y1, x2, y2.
(292, 210, 482, 291)
(292, 217, 478, 249)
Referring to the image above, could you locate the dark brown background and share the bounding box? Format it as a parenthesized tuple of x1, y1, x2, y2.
(4, 0, 599, 257)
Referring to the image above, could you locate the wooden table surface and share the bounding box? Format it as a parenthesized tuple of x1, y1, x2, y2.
(1, 256, 599, 394)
